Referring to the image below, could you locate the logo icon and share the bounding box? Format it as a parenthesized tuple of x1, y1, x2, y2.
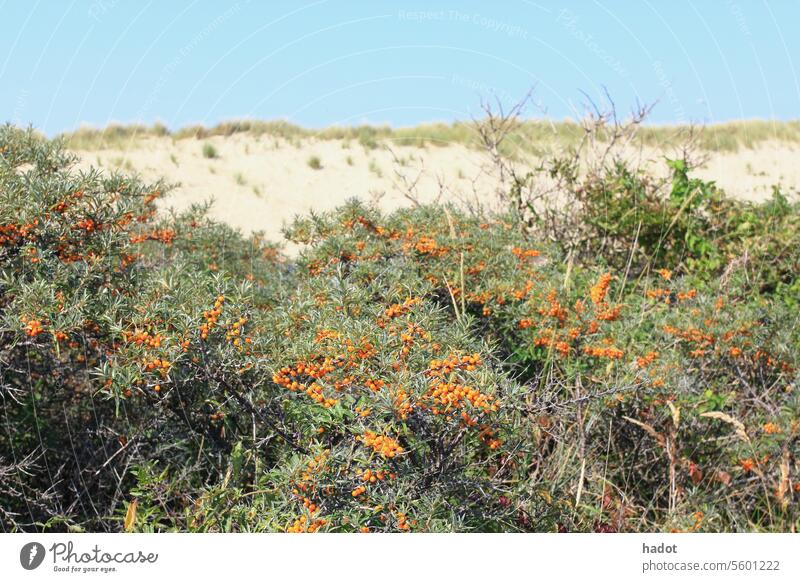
(20, 542, 46, 570)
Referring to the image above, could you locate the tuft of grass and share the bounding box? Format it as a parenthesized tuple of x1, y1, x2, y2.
(202, 142, 218, 159)
(346, 156, 354, 166)
(307, 155, 323, 170)
(368, 159, 383, 177)
(234, 172, 247, 186)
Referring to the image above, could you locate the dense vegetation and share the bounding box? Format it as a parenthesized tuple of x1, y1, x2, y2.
(1, 124, 798, 533)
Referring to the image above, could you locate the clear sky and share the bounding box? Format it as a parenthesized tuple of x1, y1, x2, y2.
(2, 0, 798, 136)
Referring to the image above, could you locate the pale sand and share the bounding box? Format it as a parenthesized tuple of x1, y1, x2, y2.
(72, 135, 799, 245)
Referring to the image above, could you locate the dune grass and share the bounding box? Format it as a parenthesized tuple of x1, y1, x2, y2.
(57, 118, 800, 154)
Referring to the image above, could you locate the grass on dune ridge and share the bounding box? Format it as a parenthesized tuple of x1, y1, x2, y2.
(56, 117, 800, 154)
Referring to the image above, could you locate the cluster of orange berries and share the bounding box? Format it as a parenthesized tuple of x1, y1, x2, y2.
(287, 516, 327, 533)
(360, 431, 404, 458)
(395, 512, 415, 531)
(74, 218, 103, 233)
(129, 228, 176, 245)
(426, 382, 498, 415)
(365, 378, 385, 392)
(596, 304, 622, 321)
(292, 451, 330, 495)
(392, 322, 430, 358)
(646, 287, 697, 304)
(200, 295, 225, 340)
(763, 422, 782, 435)
(539, 289, 567, 322)
(381, 297, 420, 320)
(413, 236, 448, 256)
(142, 190, 162, 205)
(739, 456, 770, 474)
(655, 268, 672, 281)
(583, 344, 624, 360)
(52, 189, 84, 214)
(306, 383, 338, 408)
(343, 337, 376, 360)
(20, 315, 44, 337)
(511, 247, 541, 260)
(753, 350, 794, 373)
(278, 359, 340, 384)
(143, 357, 170, 376)
(590, 273, 612, 306)
(273, 360, 340, 408)
(511, 279, 535, 301)
(478, 426, 502, 450)
(533, 331, 571, 356)
(427, 353, 482, 377)
(300, 496, 320, 514)
(360, 468, 395, 483)
(636, 351, 659, 368)
(314, 328, 340, 343)
(392, 388, 414, 419)
(52, 243, 95, 264)
(0, 219, 39, 246)
(225, 316, 251, 347)
(122, 330, 163, 348)
(466, 260, 486, 275)
(663, 325, 714, 348)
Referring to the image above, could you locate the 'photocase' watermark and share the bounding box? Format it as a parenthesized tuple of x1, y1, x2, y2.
(87, 0, 120, 22)
(18, 540, 159, 574)
(652, 60, 686, 124)
(20, 542, 46, 570)
(556, 9, 628, 79)
(137, 2, 248, 123)
(727, 1, 752, 38)
(398, 10, 529, 39)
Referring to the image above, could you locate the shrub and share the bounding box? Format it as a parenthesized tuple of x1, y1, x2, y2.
(307, 155, 322, 170)
(1, 125, 798, 533)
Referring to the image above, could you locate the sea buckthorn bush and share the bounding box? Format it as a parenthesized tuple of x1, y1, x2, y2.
(1, 124, 798, 533)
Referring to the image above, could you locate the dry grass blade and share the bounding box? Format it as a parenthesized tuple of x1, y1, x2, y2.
(700, 411, 750, 443)
(667, 401, 680, 430)
(623, 416, 665, 447)
(777, 448, 791, 509)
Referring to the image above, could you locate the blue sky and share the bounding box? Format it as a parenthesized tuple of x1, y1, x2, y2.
(2, 0, 798, 135)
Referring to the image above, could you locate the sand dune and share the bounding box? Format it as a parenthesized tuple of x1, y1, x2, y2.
(72, 134, 799, 243)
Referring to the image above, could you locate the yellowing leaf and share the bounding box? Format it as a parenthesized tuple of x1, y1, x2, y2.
(124, 499, 138, 532)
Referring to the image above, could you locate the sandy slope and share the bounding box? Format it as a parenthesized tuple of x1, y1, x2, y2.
(72, 135, 799, 243)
